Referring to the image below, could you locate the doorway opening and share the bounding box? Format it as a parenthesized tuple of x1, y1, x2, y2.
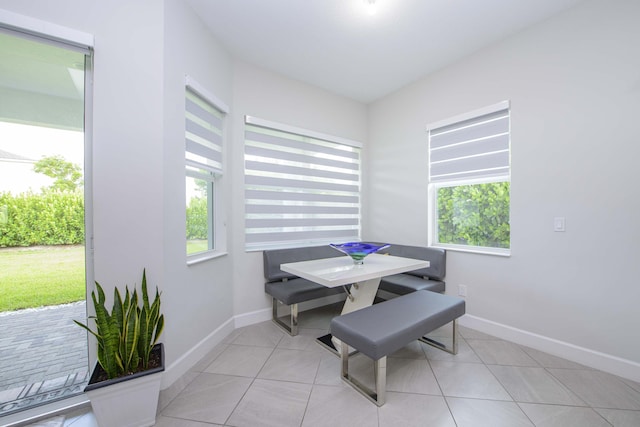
(0, 29, 93, 416)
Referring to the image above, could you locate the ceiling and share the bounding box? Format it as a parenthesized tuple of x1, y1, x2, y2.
(186, 0, 585, 103)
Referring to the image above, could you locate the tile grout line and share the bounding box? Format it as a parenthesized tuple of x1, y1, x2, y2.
(220, 325, 283, 427)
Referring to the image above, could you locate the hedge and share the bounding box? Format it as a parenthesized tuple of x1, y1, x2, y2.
(0, 191, 84, 247)
(437, 181, 510, 249)
(0, 192, 208, 247)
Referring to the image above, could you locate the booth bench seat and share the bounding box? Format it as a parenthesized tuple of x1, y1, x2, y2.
(330, 290, 465, 406)
(377, 245, 446, 296)
(263, 245, 343, 335)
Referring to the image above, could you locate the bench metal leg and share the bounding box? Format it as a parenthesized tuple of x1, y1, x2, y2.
(271, 298, 298, 336)
(340, 342, 386, 406)
(375, 357, 387, 406)
(418, 319, 458, 355)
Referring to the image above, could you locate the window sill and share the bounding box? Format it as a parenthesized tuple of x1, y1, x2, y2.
(432, 243, 511, 257)
(187, 250, 227, 266)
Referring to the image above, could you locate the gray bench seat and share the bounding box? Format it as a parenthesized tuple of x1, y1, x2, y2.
(330, 290, 465, 406)
(378, 273, 444, 294)
(265, 278, 343, 307)
(378, 245, 446, 296)
(263, 245, 343, 336)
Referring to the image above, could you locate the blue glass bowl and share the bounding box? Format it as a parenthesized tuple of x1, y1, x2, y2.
(329, 242, 390, 265)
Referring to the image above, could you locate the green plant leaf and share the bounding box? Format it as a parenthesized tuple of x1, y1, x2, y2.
(93, 283, 120, 379)
(74, 270, 163, 380)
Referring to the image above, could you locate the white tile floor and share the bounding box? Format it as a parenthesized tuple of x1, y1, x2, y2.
(26, 303, 640, 427)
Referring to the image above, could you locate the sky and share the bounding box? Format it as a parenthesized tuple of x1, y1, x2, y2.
(0, 122, 84, 194)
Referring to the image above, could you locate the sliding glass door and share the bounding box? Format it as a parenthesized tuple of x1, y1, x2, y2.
(0, 29, 92, 415)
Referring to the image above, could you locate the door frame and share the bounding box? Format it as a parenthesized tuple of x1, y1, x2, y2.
(0, 12, 95, 425)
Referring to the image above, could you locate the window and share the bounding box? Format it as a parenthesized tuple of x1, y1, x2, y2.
(428, 101, 511, 255)
(185, 77, 227, 259)
(244, 116, 362, 251)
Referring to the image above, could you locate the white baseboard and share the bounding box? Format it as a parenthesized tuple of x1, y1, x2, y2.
(459, 314, 640, 383)
(162, 308, 275, 392)
(160, 317, 235, 390)
(162, 293, 348, 391)
(234, 307, 271, 329)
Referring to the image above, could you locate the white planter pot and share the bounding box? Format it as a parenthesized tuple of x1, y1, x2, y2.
(87, 372, 161, 427)
(85, 344, 164, 427)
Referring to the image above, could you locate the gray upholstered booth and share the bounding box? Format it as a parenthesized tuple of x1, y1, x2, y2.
(263, 243, 447, 336)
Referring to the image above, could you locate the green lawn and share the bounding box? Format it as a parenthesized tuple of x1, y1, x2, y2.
(0, 245, 86, 312)
(187, 239, 208, 255)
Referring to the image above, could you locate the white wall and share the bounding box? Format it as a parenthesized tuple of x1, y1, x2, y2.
(161, 0, 235, 386)
(229, 60, 367, 319)
(366, 0, 640, 378)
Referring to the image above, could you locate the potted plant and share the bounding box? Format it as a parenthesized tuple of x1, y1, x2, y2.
(75, 269, 165, 427)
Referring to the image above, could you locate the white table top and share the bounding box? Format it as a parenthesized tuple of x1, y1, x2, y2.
(280, 253, 429, 288)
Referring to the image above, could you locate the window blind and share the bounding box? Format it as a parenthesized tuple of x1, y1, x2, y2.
(185, 87, 224, 176)
(428, 104, 510, 183)
(244, 117, 361, 250)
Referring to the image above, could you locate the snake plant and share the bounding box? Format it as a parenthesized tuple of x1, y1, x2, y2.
(75, 269, 164, 380)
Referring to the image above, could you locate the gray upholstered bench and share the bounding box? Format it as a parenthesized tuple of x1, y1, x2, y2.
(263, 245, 344, 336)
(377, 245, 446, 296)
(330, 290, 465, 406)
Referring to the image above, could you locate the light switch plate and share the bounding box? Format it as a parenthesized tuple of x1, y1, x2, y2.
(554, 217, 566, 232)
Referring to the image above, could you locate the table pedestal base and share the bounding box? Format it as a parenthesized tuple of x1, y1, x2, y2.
(318, 276, 381, 356)
(317, 333, 338, 353)
(316, 333, 359, 357)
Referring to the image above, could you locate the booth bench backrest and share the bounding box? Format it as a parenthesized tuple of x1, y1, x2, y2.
(264, 244, 445, 282)
(263, 245, 342, 282)
(378, 245, 446, 281)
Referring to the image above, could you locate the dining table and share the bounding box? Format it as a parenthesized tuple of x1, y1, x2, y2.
(280, 253, 429, 354)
